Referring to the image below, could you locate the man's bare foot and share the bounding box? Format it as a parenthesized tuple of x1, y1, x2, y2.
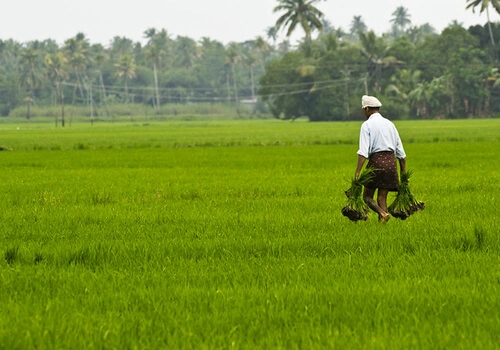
(380, 213, 390, 223)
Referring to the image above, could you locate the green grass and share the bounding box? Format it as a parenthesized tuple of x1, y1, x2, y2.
(0, 118, 499, 349)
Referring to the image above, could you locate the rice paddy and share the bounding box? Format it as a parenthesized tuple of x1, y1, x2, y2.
(0, 118, 499, 349)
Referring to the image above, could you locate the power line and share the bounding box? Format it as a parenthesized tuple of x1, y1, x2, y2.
(56, 77, 365, 101)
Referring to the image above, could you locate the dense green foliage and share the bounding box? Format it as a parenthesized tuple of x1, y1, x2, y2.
(260, 24, 500, 120)
(3, 5, 500, 121)
(0, 31, 271, 120)
(0, 119, 499, 348)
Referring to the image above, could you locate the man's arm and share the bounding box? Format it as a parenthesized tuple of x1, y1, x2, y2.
(355, 154, 367, 178)
(398, 157, 406, 174)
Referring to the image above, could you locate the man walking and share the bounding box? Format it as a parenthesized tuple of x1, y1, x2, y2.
(355, 95, 407, 223)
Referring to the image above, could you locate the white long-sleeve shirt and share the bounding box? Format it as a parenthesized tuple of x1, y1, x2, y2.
(357, 113, 406, 159)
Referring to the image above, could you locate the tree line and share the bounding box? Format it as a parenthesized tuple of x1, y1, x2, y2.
(1, 1, 500, 122)
(0, 30, 275, 123)
(261, 0, 500, 120)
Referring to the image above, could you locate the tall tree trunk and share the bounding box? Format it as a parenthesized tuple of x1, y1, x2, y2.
(486, 7, 495, 45)
(26, 99, 31, 119)
(125, 80, 129, 103)
(99, 71, 107, 102)
(55, 82, 59, 127)
(345, 79, 350, 118)
(153, 61, 160, 114)
(90, 80, 94, 125)
(26, 88, 33, 119)
(99, 72, 110, 118)
(72, 83, 78, 104)
(226, 73, 231, 104)
(61, 86, 65, 127)
(76, 69, 85, 101)
(250, 66, 255, 100)
(232, 64, 238, 104)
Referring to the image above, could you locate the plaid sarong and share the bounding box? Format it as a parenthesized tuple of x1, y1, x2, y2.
(365, 151, 399, 191)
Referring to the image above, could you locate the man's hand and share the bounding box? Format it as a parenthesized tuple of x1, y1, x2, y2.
(355, 155, 367, 179)
(398, 157, 407, 174)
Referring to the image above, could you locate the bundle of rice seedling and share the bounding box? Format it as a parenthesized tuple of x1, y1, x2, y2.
(341, 168, 375, 222)
(388, 170, 425, 220)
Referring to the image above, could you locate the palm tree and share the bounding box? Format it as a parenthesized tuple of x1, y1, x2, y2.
(359, 31, 401, 89)
(406, 24, 437, 45)
(408, 81, 432, 117)
(114, 54, 136, 103)
(199, 37, 213, 52)
(174, 36, 199, 71)
(225, 43, 240, 104)
(91, 45, 113, 119)
(408, 76, 452, 118)
(466, 0, 500, 45)
(93, 49, 108, 106)
(109, 36, 134, 60)
(321, 19, 334, 34)
(278, 39, 291, 54)
(334, 27, 347, 41)
(152, 29, 173, 67)
(63, 35, 90, 104)
(449, 20, 464, 27)
(143, 28, 157, 43)
(386, 69, 422, 108)
(144, 28, 173, 111)
(19, 48, 44, 119)
(390, 6, 412, 37)
(243, 53, 258, 101)
(45, 52, 69, 126)
(144, 29, 165, 113)
(145, 45, 162, 113)
(273, 0, 325, 43)
(318, 31, 338, 52)
(349, 15, 367, 41)
(266, 26, 278, 47)
(254, 36, 270, 71)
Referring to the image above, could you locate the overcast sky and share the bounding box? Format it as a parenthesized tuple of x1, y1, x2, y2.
(1, 0, 498, 46)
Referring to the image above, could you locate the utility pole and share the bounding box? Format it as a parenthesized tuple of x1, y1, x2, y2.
(89, 79, 94, 125)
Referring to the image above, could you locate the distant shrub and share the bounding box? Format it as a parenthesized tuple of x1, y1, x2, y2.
(7, 102, 272, 121)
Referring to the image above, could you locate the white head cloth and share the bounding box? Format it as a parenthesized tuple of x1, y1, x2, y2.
(361, 95, 382, 108)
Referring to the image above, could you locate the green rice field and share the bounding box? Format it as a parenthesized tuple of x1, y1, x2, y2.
(0, 118, 499, 349)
